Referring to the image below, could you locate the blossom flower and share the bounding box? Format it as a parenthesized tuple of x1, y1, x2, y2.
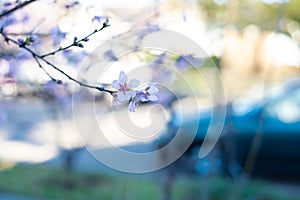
(128, 91, 146, 112)
(92, 16, 109, 26)
(3, 2, 12, 7)
(50, 25, 66, 46)
(145, 84, 159, 101)
(104, 50, 118, 61)
(21, 14, 29, 23)
(150, 53, 166, 69)
(112, 71, 139, 103)
(135, 24, 160, 41)
(111, 71, 159, 112)
(92, 16, 103, 24)
(175, 54, 202, 71)
(175, 55, 188, 71)
(128, 84, 159, 112)
(1, 16, 17, 27)
(63, 50, 88, 65)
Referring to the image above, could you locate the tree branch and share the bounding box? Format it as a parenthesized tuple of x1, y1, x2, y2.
(5, 32, 49, 37)
(0, 0, 38, 19)
(41, 23, 110, 58)
(0, 25, 115, 95)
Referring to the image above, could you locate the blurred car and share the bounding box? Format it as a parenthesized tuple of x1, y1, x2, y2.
(156, 78, 300, 179)
(231, 79, 300, 179)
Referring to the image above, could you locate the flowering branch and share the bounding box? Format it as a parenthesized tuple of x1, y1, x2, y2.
(112, 71, 159, 112)
(40, 22, 110, 58)
(0, 0, 38, 19)
(0, 0, 158, 112)
(0, 24, 115, 95)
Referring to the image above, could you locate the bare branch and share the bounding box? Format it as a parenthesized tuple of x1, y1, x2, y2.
(41, 23, 110, 58)
(0, 0, 38, 19)
(0, 25, 115, 95)
(6, 32, 49, 37)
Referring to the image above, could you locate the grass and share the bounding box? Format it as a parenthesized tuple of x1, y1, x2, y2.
(0, 165, 161, 200)
(0, 164, 299, 200)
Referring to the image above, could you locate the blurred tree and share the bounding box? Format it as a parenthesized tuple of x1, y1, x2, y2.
(285, 0, 300, 23)
(198, 0, 300, 32)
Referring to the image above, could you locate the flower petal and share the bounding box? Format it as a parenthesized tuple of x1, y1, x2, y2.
(148, 85, 159, 95)
(130, 91, 137, 98)
(134, 91, 146, 102)
(125, 91, 134, 100)
(112, 80, 120, 89)
(128, 101, 136, 112)
(119, 71, 127, 85)
(117, 91, 126, 103)
(147, 95, 158, 101)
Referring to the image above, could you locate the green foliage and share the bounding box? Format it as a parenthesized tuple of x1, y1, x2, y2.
(285, 0, 300, 23)
(198, 0, 300, 31)
(197, 0, 227, 26)
(0, 165, 299, 200)
(0, 165, 161, 200)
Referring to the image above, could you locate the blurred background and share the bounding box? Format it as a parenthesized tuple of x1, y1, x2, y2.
(0, 0, 300, 199)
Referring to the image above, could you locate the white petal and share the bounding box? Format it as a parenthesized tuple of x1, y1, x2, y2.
(125, 91, 134, 100)
(117, 91, 126, 103)
(140, 97, 147, 102)
(128, 101, 136, 112)
(128, 79, 140, 88)
(130, 91, 137, 98)
(112, 80, 120, 89)
(147, 95, 158, 101)
(148, 86, 159, 95)
(119, 71, 127, 85)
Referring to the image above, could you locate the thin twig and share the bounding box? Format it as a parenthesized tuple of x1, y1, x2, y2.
(0, 26, 115, 95)
(6, 32, 49, 37)
(33, 55, 58, 82)
(41, 24, 110, 58)
(0, 0, 38, 19)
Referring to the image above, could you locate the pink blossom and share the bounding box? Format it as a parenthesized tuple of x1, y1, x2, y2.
(112, 71, 139, 104)
(128, 84, 159, 112)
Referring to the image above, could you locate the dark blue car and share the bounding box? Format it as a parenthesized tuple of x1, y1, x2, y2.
(230, 79, 300, 179)
(157, 79, 300, 179)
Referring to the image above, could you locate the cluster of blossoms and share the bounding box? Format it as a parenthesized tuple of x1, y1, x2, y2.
(112, 71, 159, 112)
(1, 0, 160, 113)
